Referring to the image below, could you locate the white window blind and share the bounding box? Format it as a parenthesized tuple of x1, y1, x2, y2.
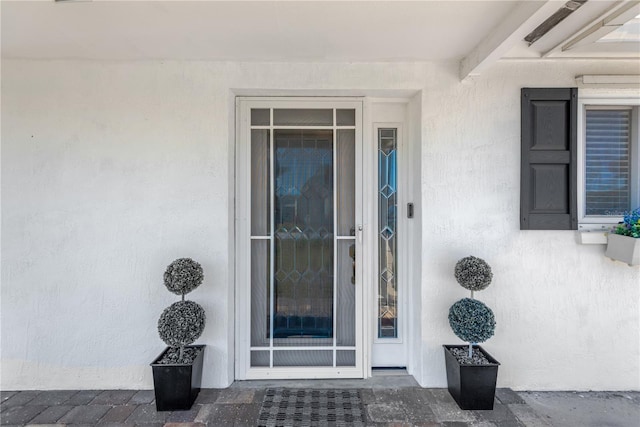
(585, 108, 631, 216)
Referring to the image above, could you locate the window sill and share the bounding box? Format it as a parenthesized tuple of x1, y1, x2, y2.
(576, 230, 608, 245)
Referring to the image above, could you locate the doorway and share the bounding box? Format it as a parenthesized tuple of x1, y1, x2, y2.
(235, 97, 414, 379)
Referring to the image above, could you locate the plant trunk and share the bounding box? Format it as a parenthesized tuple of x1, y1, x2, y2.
(468, 343, 473, 359)
(179, 345, 185, 363)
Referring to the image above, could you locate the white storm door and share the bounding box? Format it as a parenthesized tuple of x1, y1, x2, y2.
(236, 98, 364, 379)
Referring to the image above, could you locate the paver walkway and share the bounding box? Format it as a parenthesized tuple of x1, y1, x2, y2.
(1, 387, 552, 426)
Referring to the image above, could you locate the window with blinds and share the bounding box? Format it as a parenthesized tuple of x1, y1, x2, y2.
(585, 108, 632, 216)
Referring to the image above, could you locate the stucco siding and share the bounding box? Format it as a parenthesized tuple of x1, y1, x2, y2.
(1, 59, 638, 390)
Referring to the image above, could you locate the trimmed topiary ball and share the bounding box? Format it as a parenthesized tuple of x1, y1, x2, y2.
(164, 258, 204, 296)
(454, 256, 493, 291)
(448, 298, 495, 343)
(158, 300, 206, 348)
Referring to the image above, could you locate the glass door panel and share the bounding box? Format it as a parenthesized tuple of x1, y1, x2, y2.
(251, 130, 270, 236)
(245, 103, 360, 374)
(273, 129, 334, 347)
(337, 130, 356, 236)
(273, 109, 334, 126)
(336, 241, 355, 346)
(250, 240, 270, 347)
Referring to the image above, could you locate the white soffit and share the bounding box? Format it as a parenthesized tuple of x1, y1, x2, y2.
(1, 0, 521, 62)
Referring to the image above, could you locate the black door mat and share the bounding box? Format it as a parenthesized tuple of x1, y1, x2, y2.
(258, 388, 365, 427)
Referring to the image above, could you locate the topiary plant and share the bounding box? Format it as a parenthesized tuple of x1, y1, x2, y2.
(157, 258, 206, 364)
(449, 256, 495, 359)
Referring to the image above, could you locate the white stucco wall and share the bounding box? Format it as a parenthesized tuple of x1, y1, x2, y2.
(2, 59, 638, 391)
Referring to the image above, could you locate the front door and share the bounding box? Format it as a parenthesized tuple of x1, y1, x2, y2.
(236, 98, 364, 379)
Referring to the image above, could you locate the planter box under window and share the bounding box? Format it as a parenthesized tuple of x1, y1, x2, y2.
(606, 234, 640, 266)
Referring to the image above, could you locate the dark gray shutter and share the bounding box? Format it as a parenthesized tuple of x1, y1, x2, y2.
(521, 88, 577, 230)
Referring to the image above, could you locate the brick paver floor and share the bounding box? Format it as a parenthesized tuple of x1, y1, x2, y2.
(0, 386, 553, 426)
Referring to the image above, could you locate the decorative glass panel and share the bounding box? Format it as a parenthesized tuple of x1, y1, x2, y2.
(585, 109, 631, 216)
(378, 128, 398, 338)
(273, 130, 334, 346)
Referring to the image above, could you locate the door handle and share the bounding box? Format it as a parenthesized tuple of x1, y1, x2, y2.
(349, 244, 356, 285)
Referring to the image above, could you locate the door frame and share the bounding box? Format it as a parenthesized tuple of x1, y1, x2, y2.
(234, 97, 370, 380)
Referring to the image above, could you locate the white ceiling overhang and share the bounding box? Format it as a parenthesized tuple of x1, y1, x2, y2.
(2, 0, 638, 80)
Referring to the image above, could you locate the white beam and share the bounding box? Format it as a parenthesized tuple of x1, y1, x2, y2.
(460, 0, 564, 80)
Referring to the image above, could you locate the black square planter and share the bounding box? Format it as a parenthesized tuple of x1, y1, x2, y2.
(443, 344, 499, 410)
(151, 345, 205, 411)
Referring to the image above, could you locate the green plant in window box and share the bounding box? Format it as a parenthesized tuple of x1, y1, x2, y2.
(606, 208, 640, 266)
(613, 208, 640, 238)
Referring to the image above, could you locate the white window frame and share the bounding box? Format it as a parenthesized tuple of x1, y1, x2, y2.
(577, 93, 640, 230)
